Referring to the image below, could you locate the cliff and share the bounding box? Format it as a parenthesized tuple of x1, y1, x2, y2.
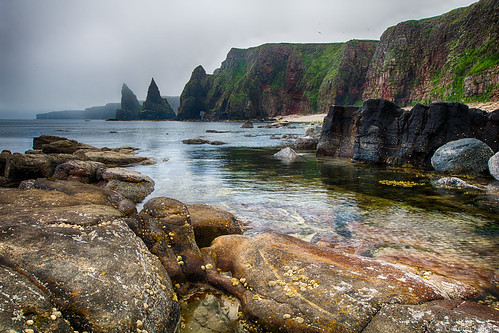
(37, 103, 120, 120)
(177, 40, 377, 120)
(178, 0, 498, 120)
(363, 0, 499, 104)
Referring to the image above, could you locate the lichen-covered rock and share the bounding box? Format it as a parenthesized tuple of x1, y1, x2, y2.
(363, 300, 499, 332)
(102, 167, 155, 202)
(431, 138, 494, 174)
(274, 147, 299, 161)
(206, 233, 457, 332)
(130, 197, 204, 280)
(0, 186, 180, 332)
(489, 152, 499, 181)
(187, 204, 244, 248)
(53, 159, 106, 183)
(0, 266, 74, 332)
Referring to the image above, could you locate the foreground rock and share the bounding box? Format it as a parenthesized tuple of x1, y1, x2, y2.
(188, 204, 245, 248)
(204, 233, 496, 332)
(0, 184, 180, 332)
(317, 100, 499, 168)
(102, 167, 155, 202)
(364, 300, 498, 332)
(431, 138, 494, 174)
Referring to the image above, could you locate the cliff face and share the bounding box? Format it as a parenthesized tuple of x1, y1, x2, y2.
(177, 41, 377, 120)
(178, 0, 498, 120)
(363, 0, 499, 104)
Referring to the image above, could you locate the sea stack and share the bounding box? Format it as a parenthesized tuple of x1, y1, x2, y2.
(115, 84, 141, 119)
(138, 78, 176, 120)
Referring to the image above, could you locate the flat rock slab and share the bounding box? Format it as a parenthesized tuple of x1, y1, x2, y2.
(0, 186, 180, 332)
(208, 233, 495, 332)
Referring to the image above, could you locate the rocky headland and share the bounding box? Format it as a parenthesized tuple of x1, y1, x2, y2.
(177, 0, 498, 121)
(0, 135, 498, 332)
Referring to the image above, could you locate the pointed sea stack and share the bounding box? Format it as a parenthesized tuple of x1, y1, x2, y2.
(138, 78, 176, 120)
(115, 84, 141, 119)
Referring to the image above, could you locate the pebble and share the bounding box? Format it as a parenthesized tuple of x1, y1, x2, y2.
(283, 314, 291, 319)
(26, 320, 34, 326)
(295, 316, 305, 324)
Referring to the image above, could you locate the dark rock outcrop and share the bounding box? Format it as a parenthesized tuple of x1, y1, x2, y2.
(431, 138, 494, 174)
(115, 83, 141, 119)
(0, 185, 180, 332)
(139, 78, 176, 120)
(317, 100, 499, 168)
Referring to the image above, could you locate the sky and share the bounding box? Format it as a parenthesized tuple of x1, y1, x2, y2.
(0, 0, 478, 119)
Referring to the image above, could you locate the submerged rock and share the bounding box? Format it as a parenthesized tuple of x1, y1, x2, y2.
(431, 138, 494, 174)
(432, 177, 483, 191)
(274, 147, 299, 161)
(240, 121, 254, 128)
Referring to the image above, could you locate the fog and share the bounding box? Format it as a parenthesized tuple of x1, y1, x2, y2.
(0, 0, 477, 118)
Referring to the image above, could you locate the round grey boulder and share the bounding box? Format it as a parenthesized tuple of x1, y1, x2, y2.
(489, 152, 499, 181)
(431, 138, 493, 174)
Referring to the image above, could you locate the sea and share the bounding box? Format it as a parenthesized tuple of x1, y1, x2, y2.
(0, 119, 498, 278)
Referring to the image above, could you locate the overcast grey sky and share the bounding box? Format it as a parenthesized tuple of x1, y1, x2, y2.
(0, 0, 477, 119)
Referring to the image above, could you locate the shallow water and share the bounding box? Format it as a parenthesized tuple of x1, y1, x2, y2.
(1, 119, 498, 274)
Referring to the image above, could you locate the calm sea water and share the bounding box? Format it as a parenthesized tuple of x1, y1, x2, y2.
(1, 119, 498, 273)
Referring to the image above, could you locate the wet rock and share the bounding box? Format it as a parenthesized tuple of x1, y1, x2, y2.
(207, 233, 452, 332)
(187, 204, 244, 248)
(0, 266, 74, 332)
(182, 139, 211, 145)
(4, 152, 55, 180)
(131, 197, 204, 280)
(432, 177, 483, 191)
(74, 149, 153, 166)
(0, 186, 180, 332)
(431, 138, 493, 174)
(363, 300, 499, 332)
(240, 121, 254, 128)
(53, 160, 106, 183)
(317, 105, 359, 157)
(489, 152, 499, 181)
(294, 136, 318, 150)
(102, 167, 155, 203)
(274, 147, 299, 161)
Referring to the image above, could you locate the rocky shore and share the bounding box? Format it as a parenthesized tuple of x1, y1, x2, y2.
(0, 134, 498, 332)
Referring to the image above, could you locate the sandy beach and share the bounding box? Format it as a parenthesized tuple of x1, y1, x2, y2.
(276, 101, 499, 123)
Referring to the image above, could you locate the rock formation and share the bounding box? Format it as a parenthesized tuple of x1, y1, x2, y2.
(178, 0, 498, 120)
(139, 78, 176, 120)
(115, 83, 141, 119)
(317, 99, 499, 168)
(177, 41, 378, 120)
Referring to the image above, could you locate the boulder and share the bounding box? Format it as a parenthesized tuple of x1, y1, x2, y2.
(431, 138, 494, 174)
(102, 167, 155, 203)
(53, 159, 106, 183)
(4, 152, 55, 180)
(33, 135, 70, 150)
(128, 197, 204, 280)
(489, 152, 499, 181)
(363, 300, 499, 332)
(182, 138, 211, 145)
(274, 147, 299, 161)
(187, 204, 245, 248)
(41, 138, 93, 154)
(0, 186, 180, 332)
(205, 233, 455, 332)
(294, 136, 318, 150)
